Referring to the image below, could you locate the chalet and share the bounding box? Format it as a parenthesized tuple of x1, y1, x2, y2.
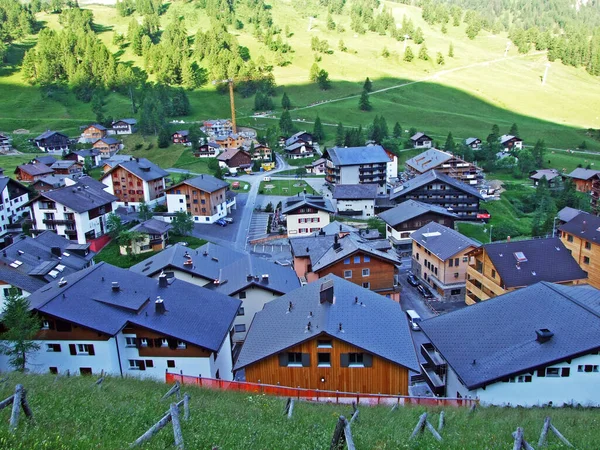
(305, 158, 326, 174)
(285, 131, 313, 147)
(0, 176, 30, 235)
(214, 133, 244, 149)
(130, 242, 300, 343)
(565, 168, 600, 193)
(284, 141, 316, 159)
(171, 130, 190, 145)
(166, 174, 235, 223)
(420, 282, 600, 406)
(560, 213, 600, 289)
(411, 222, 480, 301)
(31, 175, 70, 193)
(556, 206, 587, 226)
(410, 132, 433, 149)
(405, 149, 482, 186)
(111, 118, 137, 135)
(378, 200, 458, 252)
(290, 233, 401, 300)
(500, 135, 523, 151)
(101, 157, 168, 209)
(101, 155, 135, 172)
(0, 134, 11, 152)
(14, 164, 54, 183)
(217, 148, 252, 171)
(64, 149, 102, 167)
(202, 119, 233, 136)
(529, 169, 561, 188)
(120, 219, 172, 255)
(389, 170, 485, 220)
(80, 124, 107, 143)
(32, 155, 57, 166)
(50, 160, 83, 176)
(464, 137, 482, 150)
(250, 144, 272, 161)
(194, 142, 220, 158)
(34, 131, 70, 152)
(283, 193, 334, 237)
(29, 176, 118, 245)
(0, 231, 94, 311)
(325, 145, 397, 194)
(332, 184, 378, 219)
(93, 137, 121, 158)
(465, 237, 587, 305)
(0, 262, 240, 380)
(235, 275, 419, 395)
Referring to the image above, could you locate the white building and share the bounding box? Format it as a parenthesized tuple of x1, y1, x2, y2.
(0, 263, 240, 380)
(29, 176, 117, 244)
(332, 184, 378, 219)
(0, 176, 29, 236)
(282, 193, 334, 238)
(419, 282, 600, 407)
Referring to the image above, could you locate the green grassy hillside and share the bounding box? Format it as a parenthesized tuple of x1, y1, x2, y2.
(0, 373, 598, 449)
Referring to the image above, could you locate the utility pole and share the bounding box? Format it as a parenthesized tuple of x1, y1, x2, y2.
(542, 63, 551, 86)
(504, 41, 510, 57)
(212, 78, 237, 134)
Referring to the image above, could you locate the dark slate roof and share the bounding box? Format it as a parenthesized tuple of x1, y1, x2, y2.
(500, 134, 522, 144)
(316, 221, 358, 235)
(410, 132, 431, 141)
(16, 164, 54, 177)
(96, 137, 119, 145)
(113, 118, 137, 125)
(217, 148, 250, 162)
(378, 199, 458, 227)
(102, 155, 135, 168)
(482, 237, 588, 288)
(27, 263, 240, 352)
(465, 137, 480, 145)
(332, 184, 378, 200)
(33, 175, 68, 189)
(85, 123, 107, 131)
(73, 149, 100, 158)
(411, 222, 480, 261)
(419, 282, 600, 389)
(327, 145, 390, 166)
(0, 266, 45, 294)
(172, 174, 229, 194)
(529, 169, 561, 181)
(235, 275, 419, 371)
(130, 219, 172, 235)
(0, 177, 27, 197)
(285, 142, 312, 152)
(557, 207, 588, 224)
(40, 176, 117, 213)
(566, 168, 600, 180)
(33, 155, 57, 165)
(50, 160, 79, 170)
(405, 149, 453, 172)
(289, 234, 336, 265)
(390, 170, 485, 200)
(104, 158, 168, 182)
(285, 131, 312, 147)
(282, 194, 335, 214)
(34, 131, 67, 141)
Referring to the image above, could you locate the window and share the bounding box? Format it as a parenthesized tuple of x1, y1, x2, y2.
(364, 256, 370, 262)
(344, 270, 352, 279)
(80, 368, 92, 376)
(354, 256, 361, 263)
(463, 257, 468, 262)
(450, 289, 461, 295)
(454, 272, 459, 278)
(76, 344, 93, 355)
(362, 268, 370, 277)
(517, 375, 532, 383)
(362, 282, 370, 289)
(234, 324, 246, 333)
(449, 259, 453, 267)
(41, 320, 51, 330)
(348, 353, 364, 367)
(128, 360, 146, 370)
(454, 258, 459, 266)
(161, 339, 168, 347)
(318, 353, 331, 367)
(49, 367, 58, 375)
(167, 360, 175, 368)
(239, 291, 247, 299)
(125, 337, 136, 347)
(287, 352, 303, 367)
(567, 234, 574, 243)
(578, 365, 599, 373)
(237, 307, 245, 316)
(317, 339, 332, 348)
(176, 341, 187, 349)
(491, 269, 496, 279)
(140, 338, 148, 347)
(344, 258, 350, 265)
(545, 367, 563, 377)
(145, 360, 154, 368)
(46, 343, 61, 352)
(584, 256, 590, 265)
(585, 241, 592, 250)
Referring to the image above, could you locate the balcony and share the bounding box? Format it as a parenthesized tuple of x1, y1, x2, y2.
(64, 229, 78, 237)
(43, 219, 75, 226)
(420, 362, 446, 396)
(421, 343, 446, 369)
(465, 278, 492, 302)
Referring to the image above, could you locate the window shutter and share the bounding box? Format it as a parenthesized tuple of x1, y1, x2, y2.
(69, 344, 76, 355)
(279, 353, 287, 367)
(340, 353, 349, 368)
(139, 361, 146, 371)
(537, 369, 545, 377)
(136, 338, 142, 348)
(55, 344, 61, 352)
(146, 339, 154, 348)
(301, 353, 310, 367)
(562, 368, 570, 377)
(363, 353, 373, 368)
(88, 344, 95, 356)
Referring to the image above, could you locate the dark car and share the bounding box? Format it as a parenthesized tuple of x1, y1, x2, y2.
(407, 274, 420, 287)
(417, 284, 434, 299)
(214, 219, 227, 227)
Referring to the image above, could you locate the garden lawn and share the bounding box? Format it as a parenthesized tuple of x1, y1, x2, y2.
(259, 179, 316, 196)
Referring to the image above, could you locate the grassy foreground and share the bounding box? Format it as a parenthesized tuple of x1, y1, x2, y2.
(0, 373, 598, 449)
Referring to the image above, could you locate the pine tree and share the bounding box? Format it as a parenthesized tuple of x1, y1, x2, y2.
(393, 122, 402, 138)
(436, 52, 445, 65)
(359, 89, 372, 111)
(313, 115, 325, 142)
(413, 27, 424, 44)
(370, 115, 382, 143)
(404, 46, 414, 62)
(138, 201, 152, 221)
(532, 139, 546, 167)
(0, 290, 40, 372)
(309, 63, 320, 82)
(509, 123, 519, 137)
(418, 44, 430, 61)
(378, 115, 389, 138)
(335, 122, 345, 146)
(363, 77, 372, 92)
(279, 110, 294, 135)
(448, 42, 454, 58)
(158, 126, 170, 148)
(444, 132, 456, 153)
(281, 92, 291, 110)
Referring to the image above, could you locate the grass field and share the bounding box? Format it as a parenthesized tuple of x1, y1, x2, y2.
(0, 373, 599, 449)
(259, 179, 317, 196)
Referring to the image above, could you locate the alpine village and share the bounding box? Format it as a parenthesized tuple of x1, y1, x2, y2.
(0, 0, 600, 447)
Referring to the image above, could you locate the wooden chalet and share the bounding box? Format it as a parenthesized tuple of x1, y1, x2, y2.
(34, 131, 70, 152)
(81, 124, 107, 142)
(405, 148, 483, 186)
(194, 142, 220, 158)
(14, 164, 54, 182)
(214, 134, 244, 149)
(111, 119, 137, 135)
(464, 137, 482, 149)
(410, 132, 433, 149)
(565, 168, 600, 193)
(50, 160, 83, 176)
(217, 148, 251, 170)
(251, 144, 272, 161)
(171, 130, 189, 145)
(500, 135, 523, 151)
(93, 138, 120, 158)
(560, 213, 600, 289)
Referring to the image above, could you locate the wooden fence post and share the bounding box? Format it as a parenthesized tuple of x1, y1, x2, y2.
(162, 381, 181, 400)
(512, 427, 524, 450)
(9, 384, 23, 433)
(130, 412, 173, 448)
(330, 415, 346, 450)
(538, 416, 551, 447)
(410, 413, 428, 439)
(512, 430, 534, 450)
(287, 399, 295, 419)
(343, 417, 356, 450)
(20, 388, 33, 420)
(549, 423, 574, 448)
(438, 411, 445, 432)
(170, 403, 184, 449)
(183, 393, 190, 421)
(0, 394, 14, 411)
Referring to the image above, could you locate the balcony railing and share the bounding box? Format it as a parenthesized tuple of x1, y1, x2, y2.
(420, 362, 446, 396)
(421, 343, 446, 369)
(43, 219, 75, 226)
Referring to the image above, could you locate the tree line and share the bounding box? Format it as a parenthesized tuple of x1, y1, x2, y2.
(0, 0, 36, 65)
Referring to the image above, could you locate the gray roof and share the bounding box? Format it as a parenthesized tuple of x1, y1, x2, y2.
(482, 238, 587, 288)
(500, 134, 522, 144)
(50, 160, 79, 170)
(316, 221, 358, 235)
(411, 222, 480, 261)
(27, 262, 240, 352)
(282, 194, 335, 214)
(104, 158, 168, 182)
(103, 155, 135, 168)
(96, 137, 119, 145)
(235, 275, 419, 371)
(285, 131, 312, 147)
(84, 123, 106, 131)
(73, 149, 100, 158)
(35, 130, 68, 141)
(289, 234, 336, 265)
(39, 176, 116, 213)
(16, 164, 54, 177)
(285, 142, 313, 152)
(327, 145, 390, 166)
(332, 184, 378, 200)
(130, 219, 172, 235)
(390, 170, 485, 201)
(419, 282, 600, 389)
(217, 148, 250, 162)
(33, 155, 57, 165)
(566, 167, 600, 180)
(0, 267, 46, 294)
(173, 130, 189, 137)
(307, 158, 326, 167)
(173, 174, 228, 194)
(113, 118, 137, 125)
(378, 199, 458, 227)
(557, 207, 588, 223)
(32, 175, 68, 188)
(405, 149, 453, 172)
(529, 169, 561, 181)
(465, 137, 480, 145)
(410, 132, 431, 141)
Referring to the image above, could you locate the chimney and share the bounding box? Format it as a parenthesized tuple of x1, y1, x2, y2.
(51, 247, 62, 257)
(111, 282, 120, 292)
(319, 279, 334, 304)
(155, 296, 166, 314)
(262, 274, 269, 284)
(247, 274, 253, 281)
(158, 273, 168, 288)
(507, 236, 511, 242)
(536, 328, 554, 343)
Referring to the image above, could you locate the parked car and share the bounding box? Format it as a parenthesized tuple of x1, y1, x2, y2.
(223, 217, 234, 224)
(417, 284, 434, 299)
(215, 219, 227, 227)
(407, 274, 420, 287)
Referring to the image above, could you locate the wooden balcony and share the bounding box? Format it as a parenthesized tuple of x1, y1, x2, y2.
(466, 267, 506, 298)
(421, 343, 446, 370)
(420, 363, 446, 397)
(465, 279, 490, 303)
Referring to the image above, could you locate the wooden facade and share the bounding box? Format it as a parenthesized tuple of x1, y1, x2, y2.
(93, 139, 120, 156)
(34, 132, 69, 151)
(52, 162, 83, 175)
(110, 166, 164, 203)
(172, 131, 189, 144)
(36, 314, 111, 341)
(560, 231, 600, 289)
(14, 165, 54, 182)
(244, 335, 410, 395)
(122, 325, 212, 358)
(386, 212, 455, 236)
(167, 182, 227, 218)
(218, 149, 251, 168)
(215, 135, 244, 149)
(81, 125, 106, 141)
(405, 152, 482, 186)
